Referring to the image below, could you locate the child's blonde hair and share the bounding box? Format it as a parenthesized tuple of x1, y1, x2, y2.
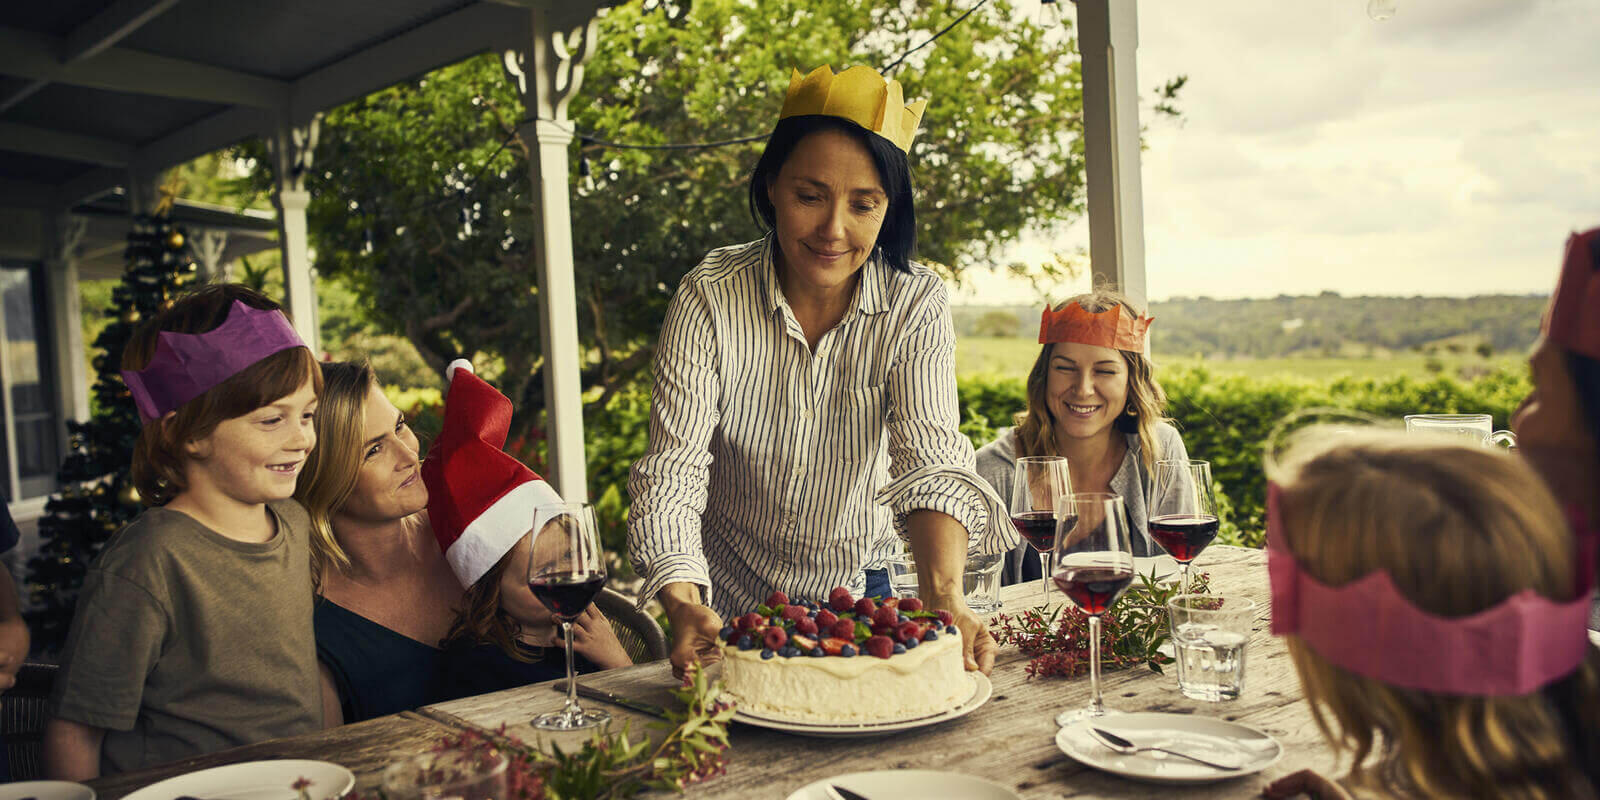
(1013, 288, 1170, 470)
(122, 284, 321, 506)
(1269, 429, 1600, 799)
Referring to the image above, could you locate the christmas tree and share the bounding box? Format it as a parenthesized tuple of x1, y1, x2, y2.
(25, 213, 199, 653)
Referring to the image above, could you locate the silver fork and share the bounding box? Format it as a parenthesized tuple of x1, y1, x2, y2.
(1089, 727, 1243, 771)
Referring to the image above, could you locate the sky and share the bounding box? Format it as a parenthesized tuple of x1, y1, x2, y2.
(950, 0, 1600, 304)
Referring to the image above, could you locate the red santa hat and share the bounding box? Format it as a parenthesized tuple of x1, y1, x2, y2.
(423, 359, 564, 588)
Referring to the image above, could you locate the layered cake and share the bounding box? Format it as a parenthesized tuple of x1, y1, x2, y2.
(718, 587, 970, 722)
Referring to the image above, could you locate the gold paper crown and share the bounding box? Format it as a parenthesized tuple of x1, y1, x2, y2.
(1039, 301, 1154, 352)
(779, 65, 928, 154)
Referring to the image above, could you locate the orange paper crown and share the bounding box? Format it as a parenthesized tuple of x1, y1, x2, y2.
(779, 65, 928, 154)
(1038, 301, 1153, 352)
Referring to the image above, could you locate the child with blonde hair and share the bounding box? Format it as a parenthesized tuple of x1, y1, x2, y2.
(1263, 430, 1599, 799)
(45, 285, 324, 778)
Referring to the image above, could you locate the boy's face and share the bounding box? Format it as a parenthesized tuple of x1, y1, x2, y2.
(186, 377, 319, 506)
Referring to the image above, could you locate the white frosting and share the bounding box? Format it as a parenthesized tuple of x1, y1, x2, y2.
(721, 633, 969, 722)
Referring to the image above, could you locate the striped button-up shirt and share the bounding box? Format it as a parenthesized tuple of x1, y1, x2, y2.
(628, 236, 1016, 621)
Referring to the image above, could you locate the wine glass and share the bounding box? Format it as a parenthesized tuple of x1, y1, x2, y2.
(1052, 492, 1136, 727)
(1011, 456, 1072, 606)
(528, 502, 611, 731)
(1148, 459, 1220, 596)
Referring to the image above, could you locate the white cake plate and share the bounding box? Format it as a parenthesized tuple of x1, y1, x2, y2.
(728, 671, 991, 738)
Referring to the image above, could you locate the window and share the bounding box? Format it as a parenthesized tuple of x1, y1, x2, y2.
(0, 261, 60, 502)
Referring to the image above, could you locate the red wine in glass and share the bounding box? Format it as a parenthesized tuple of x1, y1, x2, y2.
(1052, 564, 1135, 615)
(1148, 514, 1220, 563)
(1011, 511, 1057, 552)
(530, 573, 608, 622)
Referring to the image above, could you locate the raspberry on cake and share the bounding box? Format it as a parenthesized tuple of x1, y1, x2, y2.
(718, 586, 970, 723)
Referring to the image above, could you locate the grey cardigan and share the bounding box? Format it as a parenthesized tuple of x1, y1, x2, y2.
(974, 422, 1190, 581)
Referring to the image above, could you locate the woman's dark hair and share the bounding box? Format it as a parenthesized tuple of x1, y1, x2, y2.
(747, 114, 917, 273)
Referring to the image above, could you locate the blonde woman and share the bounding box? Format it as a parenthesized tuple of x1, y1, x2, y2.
(1263, 431, 1600, 800)
(297, 362, 622, 724)
(975, 290, 1188, 583)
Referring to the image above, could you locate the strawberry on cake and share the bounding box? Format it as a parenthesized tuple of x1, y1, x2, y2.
(717, 587, 970, 723)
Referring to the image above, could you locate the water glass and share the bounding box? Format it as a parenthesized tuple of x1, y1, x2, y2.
(1404, 413, 1516, 448)
(381, 750, 509, 799)
(1167, 595, 1256, 701)
(962, 552, 1005, 613)
(887, 553, 919, 599)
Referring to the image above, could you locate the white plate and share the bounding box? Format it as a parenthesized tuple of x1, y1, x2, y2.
(122, 760, 355, 800)
(731, 671, 991, 737)
(0, 782, 94, 800)
(1056, 712, 1282, 784)
(786, 769, 1020, 800)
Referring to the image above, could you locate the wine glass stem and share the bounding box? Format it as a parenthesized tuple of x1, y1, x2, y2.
(562, 620, 578, 713)
(1088, 614, 1104, 716)
(1180, 562, 1191, 596)
(1040, 551, 1052, 605)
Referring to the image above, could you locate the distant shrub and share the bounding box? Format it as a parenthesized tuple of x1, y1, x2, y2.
(957, 365, 1530, 548)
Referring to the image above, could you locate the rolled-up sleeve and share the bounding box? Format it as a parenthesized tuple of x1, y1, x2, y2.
(881, 282, 1008, 552)
(627, 280, 720, 607)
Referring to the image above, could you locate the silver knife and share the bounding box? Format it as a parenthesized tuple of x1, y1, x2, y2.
(825, 786, 871, 800)
(553, 680, 668, 718)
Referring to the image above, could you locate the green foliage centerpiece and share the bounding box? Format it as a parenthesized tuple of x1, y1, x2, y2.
(991, 570, 1210, 678)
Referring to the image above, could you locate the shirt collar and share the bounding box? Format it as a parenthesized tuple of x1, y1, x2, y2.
(758, 234, 892, 318)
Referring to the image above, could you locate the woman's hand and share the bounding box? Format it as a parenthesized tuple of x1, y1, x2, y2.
(660, 582, 723, 680)
(569, 605, 634, 669)
(924, 591, 997, 674)
(1262, 770, 1353, 800)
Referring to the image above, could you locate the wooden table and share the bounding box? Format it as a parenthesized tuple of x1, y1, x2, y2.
(86, 711, 463, 799)
(95, 545, 1343, 798)
(422, 545, 1343, 798)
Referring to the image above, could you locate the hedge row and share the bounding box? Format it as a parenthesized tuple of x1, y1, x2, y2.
(500, 364, 1531, 562)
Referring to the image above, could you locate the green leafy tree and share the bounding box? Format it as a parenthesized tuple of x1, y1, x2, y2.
(246, 0, 1143, 439)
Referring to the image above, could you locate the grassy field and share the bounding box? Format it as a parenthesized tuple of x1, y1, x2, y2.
(955, 336, 1528, 382)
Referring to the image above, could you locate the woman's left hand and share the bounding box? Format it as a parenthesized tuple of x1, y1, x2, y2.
(924, 592, 996, 674)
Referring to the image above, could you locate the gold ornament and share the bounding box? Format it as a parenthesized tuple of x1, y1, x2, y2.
(118, 484, 140, 505)
(120, 309, 140, 324)
(167, 231, 185, 248)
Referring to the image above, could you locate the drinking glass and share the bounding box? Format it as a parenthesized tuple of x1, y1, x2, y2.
(381, 750, 508, 799)
(1167, 595, 1256, 701)
(1051, 493, 1136, 726)
(1404, 413, 1516, 448)
(1148, 459, 1220, 596)
(1011, 456, 1072, 606)
(528, 502, 611, 731)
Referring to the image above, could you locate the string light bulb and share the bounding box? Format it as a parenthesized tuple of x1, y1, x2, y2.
(1367, 0, 1397, 21)
(1038, 0, 1064, 27)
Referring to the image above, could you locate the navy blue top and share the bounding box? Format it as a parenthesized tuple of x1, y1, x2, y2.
(434, 639, 605, 700)
(314, 598, 443, 723)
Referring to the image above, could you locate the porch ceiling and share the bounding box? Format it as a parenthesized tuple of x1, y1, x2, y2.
(0, 0, 546, 214)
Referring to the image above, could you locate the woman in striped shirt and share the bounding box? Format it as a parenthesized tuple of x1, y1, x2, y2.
(628, 66, 1017, 678)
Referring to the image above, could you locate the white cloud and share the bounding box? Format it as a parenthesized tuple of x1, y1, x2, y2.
(954, 0, 1600, 304)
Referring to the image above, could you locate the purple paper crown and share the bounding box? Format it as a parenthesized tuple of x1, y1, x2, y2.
(1268, 482, 1593, 696)
(120, 300, 308, 422)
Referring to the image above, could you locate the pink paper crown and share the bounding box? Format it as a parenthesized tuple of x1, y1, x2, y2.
(120, 300, 308, 422)
(1267, 482, 1593, 696)
(1038, 301, 1153, 352)
(1544, 226, 1600, 361)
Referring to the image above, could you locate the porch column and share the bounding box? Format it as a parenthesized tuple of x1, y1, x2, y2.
(43, 213, 90, 428)
(1077, 0, 1148, 308)
(501, 7, 605, 502)
(267, 115, 322, 353)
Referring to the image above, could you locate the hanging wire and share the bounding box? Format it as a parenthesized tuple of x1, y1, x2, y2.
(882, 0, 991, 75)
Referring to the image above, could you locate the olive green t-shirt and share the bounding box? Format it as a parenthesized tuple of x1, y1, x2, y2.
(52, 499, 322, 774)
